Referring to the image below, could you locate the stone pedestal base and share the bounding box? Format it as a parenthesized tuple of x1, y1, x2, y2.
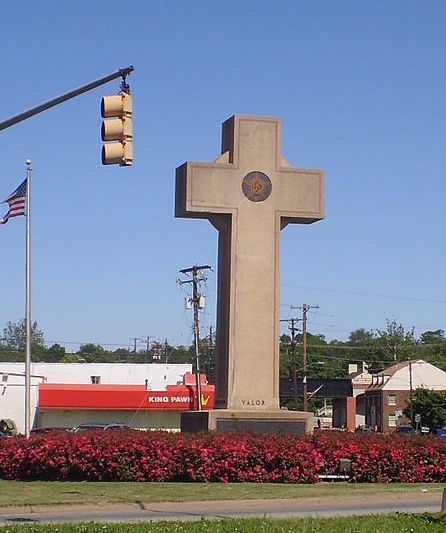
(181, 409, 314, 435)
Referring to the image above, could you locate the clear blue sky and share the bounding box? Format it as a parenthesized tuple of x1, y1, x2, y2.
(1, 1, 445, 352)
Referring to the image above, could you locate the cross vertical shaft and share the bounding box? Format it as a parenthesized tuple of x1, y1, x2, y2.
(176, 115, 324, 413)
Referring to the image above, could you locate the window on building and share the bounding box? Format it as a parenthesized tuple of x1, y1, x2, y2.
(90, 376, 101, 384)
(388, 414, 396, 427)
(388, 394, 396, 406)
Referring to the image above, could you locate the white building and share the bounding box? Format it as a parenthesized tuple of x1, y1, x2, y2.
(0, 362, 196, 434)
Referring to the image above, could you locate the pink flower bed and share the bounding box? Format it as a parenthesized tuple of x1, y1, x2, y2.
(0, 430, 445, 483)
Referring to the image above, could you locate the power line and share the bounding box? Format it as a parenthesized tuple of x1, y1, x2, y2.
(282, 283, 446, 305)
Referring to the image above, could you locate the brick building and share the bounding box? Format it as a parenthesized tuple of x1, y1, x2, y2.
(362, 360, 446, 433)
(332, 362, 372, 430)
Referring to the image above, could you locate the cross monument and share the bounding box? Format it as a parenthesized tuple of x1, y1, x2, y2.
(176, 116, 324, 432)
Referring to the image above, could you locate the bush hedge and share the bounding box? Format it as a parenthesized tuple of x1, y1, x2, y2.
(0, 430, 445, 483)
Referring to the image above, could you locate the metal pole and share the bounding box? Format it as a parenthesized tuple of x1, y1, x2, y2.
(192, 268, 202, 411)
(409, 360, 414, 425)
(289, 319, 299, 411)
(302, 305, 308, 412)
(24, 159, 32, 437)
(0, 66, 134, 132)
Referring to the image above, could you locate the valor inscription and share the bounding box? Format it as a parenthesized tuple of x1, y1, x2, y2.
(242, 171, 272, 202)
(241, 399, 265, 406)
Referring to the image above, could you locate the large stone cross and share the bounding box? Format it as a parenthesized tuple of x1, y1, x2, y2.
(176, 116, 324, 412)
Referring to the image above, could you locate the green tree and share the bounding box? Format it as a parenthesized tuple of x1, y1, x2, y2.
(2, 319, 47, 361)
(343, 328, 382, 373)
(46, 343, 66, 362)
(348, 328, 375, 346)
(198, 335, 215, 383)
(375, 319, 417, 364)
(420, 329, 446, 345)
(60, 353, 84, 363)
(279, 333, 292, 377)
(113, 347, 132, 362)
(404, 388, 446, 431)
(313, 340, 344, 378)
(168, 344, 194, 365)
(418, 330, 446, 370)
(76, 343, 117, 363)
(3, 319, 45, 351)
(0, 344, 22, 362)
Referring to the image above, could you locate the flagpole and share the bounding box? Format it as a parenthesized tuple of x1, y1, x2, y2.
(24, 159, 32, 438)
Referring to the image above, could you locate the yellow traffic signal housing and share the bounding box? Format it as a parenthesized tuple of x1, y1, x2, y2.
(101, 92, 133, 166)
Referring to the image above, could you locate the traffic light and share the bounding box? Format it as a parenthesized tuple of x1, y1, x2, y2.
(101, 92, 133, 166)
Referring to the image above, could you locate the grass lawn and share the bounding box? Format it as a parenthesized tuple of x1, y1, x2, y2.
(0, 514, 445, 532)
(0, 480, 444, 507)
(0, 482, 444, 531)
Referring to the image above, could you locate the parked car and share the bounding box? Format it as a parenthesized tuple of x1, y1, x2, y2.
(30, 427, 70, 435)
(395, 424, 415, 435)
(73, 422, 131, 433)
(0, 418, 17, 437)
(354, 424, 374, 433)
(437, 427, 446, 439)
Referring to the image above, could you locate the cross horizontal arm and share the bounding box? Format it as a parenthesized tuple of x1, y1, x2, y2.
(274, 168, 324, 222)
(176, 162, 239, 217)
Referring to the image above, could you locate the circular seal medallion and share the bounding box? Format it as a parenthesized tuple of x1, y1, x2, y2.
(242, 171, 272, 202)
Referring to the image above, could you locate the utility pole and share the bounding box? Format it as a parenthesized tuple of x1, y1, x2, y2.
(143, 336, 151, 362)
(209, 326, 213, 353)
(280, 317, 300, 411)
(208, 326, 214, 382)
(291, 303, 319, 412)
(178, 264, 212, 410)
(409, 360, 414, 425)
(130, 337, 139, 356)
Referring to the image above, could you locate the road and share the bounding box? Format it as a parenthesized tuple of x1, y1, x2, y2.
(0, 491, 442, 524)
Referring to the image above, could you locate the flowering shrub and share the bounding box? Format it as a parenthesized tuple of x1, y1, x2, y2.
(0, 430, 445, 483)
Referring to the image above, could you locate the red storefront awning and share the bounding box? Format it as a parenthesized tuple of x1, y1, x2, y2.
(38, 383, 214, 411)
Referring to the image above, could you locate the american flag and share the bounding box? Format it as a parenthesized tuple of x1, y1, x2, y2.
(1, 179, 27, 224)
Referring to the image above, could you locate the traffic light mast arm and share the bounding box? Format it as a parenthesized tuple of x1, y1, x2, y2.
(0, 66, 134, 132)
